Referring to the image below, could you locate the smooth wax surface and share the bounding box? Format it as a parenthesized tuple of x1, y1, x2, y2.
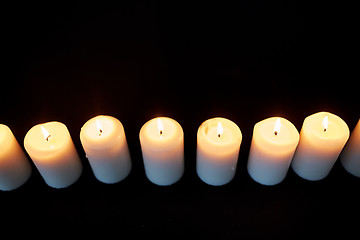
(139, 117, 184, 186)
(80, 115, 131, 184)
(340, 119, 360, 177)
(247, 117, 299, 185)
(196, 117, 242, 186)
(24, 121, 82, 188)
(291, 112, 349, 181)
(0, 124, 32, 191)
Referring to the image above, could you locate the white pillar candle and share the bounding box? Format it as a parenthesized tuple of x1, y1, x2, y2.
(80, 115, 132, 184)
(340, 119, 360, 177)
(24, 121, 82, 188)
(0, 124, 32, 191)
(247, 117, 299, 185)
(139, 117, 184, 186)
(291, 112, 350, 181)
(196, 117, 242, 186)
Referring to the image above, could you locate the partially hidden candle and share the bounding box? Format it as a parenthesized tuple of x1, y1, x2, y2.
(24, 121, 82, 188)
(340, 119, 360, 177)
(247, 117, 299, 185)
(291, 112, 350, 181)
(0, 124, 32, 191)
(196, 117, 242, 186)
(80, 115, 132, 184)
(139, 117, 184, 186)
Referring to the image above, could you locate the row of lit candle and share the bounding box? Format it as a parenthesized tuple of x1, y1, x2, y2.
(0, 112, 359, 191)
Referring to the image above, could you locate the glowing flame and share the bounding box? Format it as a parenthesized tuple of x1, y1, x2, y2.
(157, 118, 164, 135)
(322, 115, 328, 132)
(96, 119, 103, 136)
(217, 122, 223, 138)
(41, 126, 51, 142)
(274, 118, 281, 136)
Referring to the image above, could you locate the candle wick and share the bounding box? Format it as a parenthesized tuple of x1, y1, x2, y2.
(46, 135, 51, 141)
(160, 130, 163, 135)
(274, 131, 278, 136)
(324, 128, 327, 132)
(99, 129, 103, 136)
(218, 133, 221, 138)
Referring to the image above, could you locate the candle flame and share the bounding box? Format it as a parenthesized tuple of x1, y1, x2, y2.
(322, 115, 328, 132)
(274, 118, 281, 136)
(157, 118, 164, 135)
(217, 122, 223, 138)
(41, 126, 51, 142)
(96, 119, 103, 136)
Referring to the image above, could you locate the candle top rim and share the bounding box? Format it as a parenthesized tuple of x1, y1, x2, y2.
(198, 117, 242, 148)
(24, 121, 70, 156)
(139, 117, 183, 151)
(254, 116, 299, 146)
(80, 115, 125, 150)
(304, 111, 349, 141)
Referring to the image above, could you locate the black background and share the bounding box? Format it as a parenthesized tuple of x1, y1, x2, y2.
(1, 1, 359, 236)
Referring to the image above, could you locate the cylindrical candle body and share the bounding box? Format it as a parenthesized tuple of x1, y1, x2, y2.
(291, 112, 350, 181)
(139, 117, 184, 186)
(0, 125, 32, 191)
(80, 115, 132, 184)
(24, 121, 82, 188)
(340, 119, 360, 177)
(196, 117, 242, 186)
(247, 117, 299, 185)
